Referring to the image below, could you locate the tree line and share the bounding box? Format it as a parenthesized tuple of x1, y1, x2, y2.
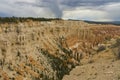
(0, 17, 62, 23)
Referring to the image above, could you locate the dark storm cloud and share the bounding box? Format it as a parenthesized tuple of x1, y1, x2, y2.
(61, 0, 120, 7)
(15, 0, 62, 18)
(38, 0, 62, 18)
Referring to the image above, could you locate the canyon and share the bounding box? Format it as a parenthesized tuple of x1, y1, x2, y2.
(0, 19, 120, 80)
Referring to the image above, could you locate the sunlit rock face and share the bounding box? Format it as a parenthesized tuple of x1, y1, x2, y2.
(0, 20, 120, 80)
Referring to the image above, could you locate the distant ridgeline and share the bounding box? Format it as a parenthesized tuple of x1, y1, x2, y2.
(84, 20, 120, 25)
(0, 17, 62, 23)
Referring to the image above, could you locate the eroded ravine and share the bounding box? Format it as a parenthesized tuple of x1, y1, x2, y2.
(0, 20, 120, 80)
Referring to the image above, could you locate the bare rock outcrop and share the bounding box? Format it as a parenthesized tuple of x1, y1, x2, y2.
(0, 20, 120, 80)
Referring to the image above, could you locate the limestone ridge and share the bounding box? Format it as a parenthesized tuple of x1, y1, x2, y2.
(0, 20, 120, 80)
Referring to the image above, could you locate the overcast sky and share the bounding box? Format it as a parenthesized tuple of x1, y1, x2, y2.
(0, 0, 120, 21)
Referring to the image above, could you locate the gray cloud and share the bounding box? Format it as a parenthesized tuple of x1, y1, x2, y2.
(15, 0, 62, 18)
(61, 0, 120, 7)
(104, 3, 120, 21)
(38, 0, 62, 18)
(0, 0, 120, 21)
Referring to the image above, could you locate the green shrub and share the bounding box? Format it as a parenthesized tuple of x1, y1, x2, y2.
(97, 45, 106, 52)
(112, 38, 120, 60)
(117, 47, 120, 59)
(112, 38, 120, 48)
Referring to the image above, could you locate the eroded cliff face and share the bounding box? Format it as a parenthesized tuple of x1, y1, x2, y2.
(0, 20, 120, 80)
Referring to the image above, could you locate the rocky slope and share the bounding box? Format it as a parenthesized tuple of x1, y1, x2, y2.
(63, 36, 120, 80)
(63, 59, 120, 80)
(0, 20, 120, 80)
